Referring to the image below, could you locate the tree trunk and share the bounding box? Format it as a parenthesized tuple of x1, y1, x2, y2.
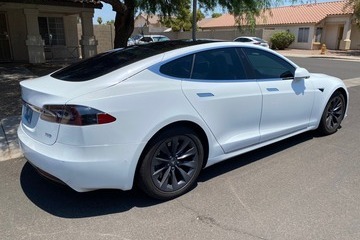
(114, 2, 134, 48)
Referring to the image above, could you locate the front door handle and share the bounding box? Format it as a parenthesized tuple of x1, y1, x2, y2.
(266, 88, 279, 92)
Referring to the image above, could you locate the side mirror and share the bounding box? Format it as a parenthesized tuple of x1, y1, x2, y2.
(294, 67, 310, 80)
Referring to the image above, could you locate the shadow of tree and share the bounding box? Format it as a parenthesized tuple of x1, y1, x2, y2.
(0, 116, 22, 159)
(0, 63, 67, 120)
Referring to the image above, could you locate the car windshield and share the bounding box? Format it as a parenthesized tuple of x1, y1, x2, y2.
(51, 40, 213, 82)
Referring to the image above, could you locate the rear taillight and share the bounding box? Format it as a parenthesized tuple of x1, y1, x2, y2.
(40, 105, 116, 126)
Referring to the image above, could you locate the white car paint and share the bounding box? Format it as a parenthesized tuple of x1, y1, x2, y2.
(18, 41, 349, 195)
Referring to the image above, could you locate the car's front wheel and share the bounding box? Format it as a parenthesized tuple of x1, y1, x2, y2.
(138, 127, 204, 200)
(318, 91, 346, 135)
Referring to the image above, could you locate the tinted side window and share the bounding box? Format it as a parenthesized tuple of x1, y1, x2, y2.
(235, 38, 251, 42)
(154, 36, 169, 42)
(242, 48, 295, 79)
(141, 37, 153, 42)
(191, 48, 247, 80)
(160, 55, 193, 78)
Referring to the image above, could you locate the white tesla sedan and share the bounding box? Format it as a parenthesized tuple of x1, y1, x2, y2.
(18, 40, 348, 200)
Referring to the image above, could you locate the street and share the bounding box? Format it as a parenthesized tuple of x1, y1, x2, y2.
(1, 58, 360, 240)
(288, 56, 360, 81)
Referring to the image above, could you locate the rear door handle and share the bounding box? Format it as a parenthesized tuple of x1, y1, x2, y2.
(197, 93, 214, 97)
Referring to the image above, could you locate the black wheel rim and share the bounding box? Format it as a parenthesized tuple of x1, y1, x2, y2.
(325, 95, 344, 131)
(151, 136, 199, 192)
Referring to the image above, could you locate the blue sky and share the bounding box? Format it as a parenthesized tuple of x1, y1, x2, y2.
(93, 0, 340, 24)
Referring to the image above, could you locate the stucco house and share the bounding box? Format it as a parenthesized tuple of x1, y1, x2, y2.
(0, 0, 101, 63)
(134, 14, 168, 32)
(200, 1, 360, 50)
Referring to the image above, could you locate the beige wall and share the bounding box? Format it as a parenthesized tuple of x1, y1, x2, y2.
(290, 25, 315, 49)
(63, 14, 80, 58)
(93, 25, 264, 53)
(93, 24, 114, 53)
(94, 24, 313, 53)
(6, 9, 28, 61)
(145, 28, 263, 42)
(350, 24, 360, 50)
(324, 24, 340, 49)
(256, 25, 315, 49)
(323, 15, 353, 50)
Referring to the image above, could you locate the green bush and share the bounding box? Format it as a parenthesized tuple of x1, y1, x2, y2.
(270, 31, 295, 50)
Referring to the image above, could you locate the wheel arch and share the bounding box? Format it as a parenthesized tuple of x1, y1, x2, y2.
(325, 87, 349, 116)
(133, 120, 209, 186)
(335, 87, 348, 110)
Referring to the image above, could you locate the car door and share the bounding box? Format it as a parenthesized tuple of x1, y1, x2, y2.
(242, 47, 316, 142)
(181, 48, 262, 153)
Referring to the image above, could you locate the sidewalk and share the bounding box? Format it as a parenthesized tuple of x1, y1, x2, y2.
(0, 62, 67, 161)
(0, 116, 22, 161)
(277, 49, 360, 61)
(1, 49, 360, 161)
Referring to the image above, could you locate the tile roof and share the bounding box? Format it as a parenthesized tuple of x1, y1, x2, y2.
(200, 1, 353, 29)
(197, 18, 214, 28)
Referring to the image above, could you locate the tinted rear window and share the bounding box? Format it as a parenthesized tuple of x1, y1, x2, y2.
(51, 40, 215, 82)
(160, 55, 193, 78)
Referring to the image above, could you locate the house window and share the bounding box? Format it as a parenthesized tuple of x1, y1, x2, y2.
(298, 27, 309, 43)
(315, 27, 323, 42)
(38, 17, 65, 46)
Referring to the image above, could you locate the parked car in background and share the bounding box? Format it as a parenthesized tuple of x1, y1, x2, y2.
(127, 38, 135, 46)
(136, 35, 170, 44)
(131, 34, 143, 43)
(18, 40, 348, 200)
(234, 36, 269, 48)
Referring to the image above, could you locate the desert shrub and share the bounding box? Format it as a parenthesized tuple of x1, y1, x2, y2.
(270, 31, 295, 50)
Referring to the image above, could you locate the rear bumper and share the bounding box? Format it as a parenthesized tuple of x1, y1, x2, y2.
(18, 123, 144, 192)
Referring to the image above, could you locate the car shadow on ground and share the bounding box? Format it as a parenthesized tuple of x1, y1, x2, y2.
(20, 162, 161, 218)
(20, 131, 317, 218)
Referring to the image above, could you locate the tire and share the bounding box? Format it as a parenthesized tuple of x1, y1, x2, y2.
(138, 127, 204, 200)
(318, 91, 346, 135)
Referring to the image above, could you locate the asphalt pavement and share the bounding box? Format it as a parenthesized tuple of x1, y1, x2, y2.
(0, 50, 360, 162)
(1, 84, 359, 240)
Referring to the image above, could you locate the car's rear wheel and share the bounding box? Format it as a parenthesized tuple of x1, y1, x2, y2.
(318, 91, 345, 135)
(138, 127, 204, 200)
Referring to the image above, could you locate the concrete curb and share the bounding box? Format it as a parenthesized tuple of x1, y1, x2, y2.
(0, 116, 23, 161)
(280, 53, 360, 62)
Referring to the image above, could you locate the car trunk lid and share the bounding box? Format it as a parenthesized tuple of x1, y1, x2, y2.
(20, 75, 116, 145)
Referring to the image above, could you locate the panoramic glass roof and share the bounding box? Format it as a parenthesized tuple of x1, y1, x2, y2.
(51, 40, 218, 82)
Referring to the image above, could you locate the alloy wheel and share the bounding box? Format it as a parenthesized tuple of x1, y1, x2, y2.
(151, 136, 199, 192)
(325, 95, 344, 131)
